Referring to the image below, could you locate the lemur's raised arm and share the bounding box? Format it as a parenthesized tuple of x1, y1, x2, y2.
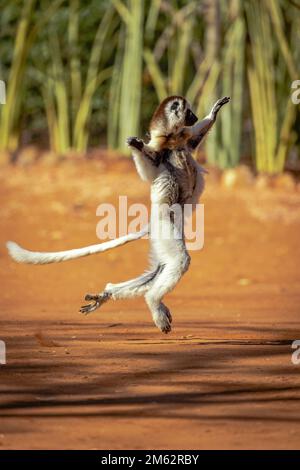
(127, 96, 230, 182)
(185, 96, 230, 150)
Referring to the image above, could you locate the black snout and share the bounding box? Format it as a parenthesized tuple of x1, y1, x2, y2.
(185, 109, 198, 126)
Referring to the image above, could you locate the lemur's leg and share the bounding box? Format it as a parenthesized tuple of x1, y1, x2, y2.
(80, 227, 190, 321)
(79, 270, 158, 315)
(80, 139, 159, 315)
(127, 137, 159, 182)
(187, 96, 230, 150)
(144, 222, 191, 334)
(80, 291, 111, 315)
(79, 245, 162, 314)
(104, 264, 161, 299)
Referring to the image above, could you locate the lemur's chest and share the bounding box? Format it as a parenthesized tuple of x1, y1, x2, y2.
(152, 148, 197, 206)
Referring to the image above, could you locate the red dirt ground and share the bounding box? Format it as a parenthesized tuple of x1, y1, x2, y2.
(0, 158, 300, 449)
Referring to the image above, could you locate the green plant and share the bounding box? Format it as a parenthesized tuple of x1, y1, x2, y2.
(204, 0, 245, 169)
(246, 0, 298, 173)
(108, 0, 144, 152)
(40, 2, 115, 154)
(0, 0, 298, 172)
(0, 0, 64, 153)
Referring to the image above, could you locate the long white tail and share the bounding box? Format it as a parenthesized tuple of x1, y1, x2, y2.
(6, 226, 149, 265)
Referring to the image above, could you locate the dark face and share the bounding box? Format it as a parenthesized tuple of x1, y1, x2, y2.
(185, 108, 198, 126)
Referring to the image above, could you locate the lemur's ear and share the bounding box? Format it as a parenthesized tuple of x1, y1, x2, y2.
(170, 101, 179, 111)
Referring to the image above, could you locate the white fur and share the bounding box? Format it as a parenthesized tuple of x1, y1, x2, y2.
(6, 226, 148, 265)
(7, 97, 227, 334)
(100, 100, 226, 332)
(131, 147, 158, 182)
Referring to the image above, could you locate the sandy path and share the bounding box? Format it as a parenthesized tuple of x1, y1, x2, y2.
(0, 160, 300, 449)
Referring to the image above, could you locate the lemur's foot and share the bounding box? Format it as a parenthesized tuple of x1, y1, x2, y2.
(163, 306, 172, 324)
(79, 292, 111, 315)
(126, 136, 144, 151)
(153, 304, 172, 334)
(212, 96, 230, 118)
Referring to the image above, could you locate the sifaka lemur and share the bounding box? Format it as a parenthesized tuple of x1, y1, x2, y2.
(7, 95, 230, 333)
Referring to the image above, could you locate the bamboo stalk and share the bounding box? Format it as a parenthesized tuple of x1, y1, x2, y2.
(145, 0, 161, 39)
(275, 99, 296, 172)
(0, 0, 37, 151)
(246, 0, 296, 174)
(69, 0, 82, 129)
(0, 0, 64, 153)
(267, 0, 298, 80)
(170, 14, 194, 95)
(108, 29, 123, 149)
(218, 5, 245, 168)
(144, 49, 167, 101)
(74, 6, 115, 151)
(114, 0, 144, 152)
(51, 32, 70, 153)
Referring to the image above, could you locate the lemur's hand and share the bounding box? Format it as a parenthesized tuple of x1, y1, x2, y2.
(212, 96, 230, 119)
(126, 137, 144, 151)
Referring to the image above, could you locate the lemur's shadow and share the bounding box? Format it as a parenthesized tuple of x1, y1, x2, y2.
(1, 319, 299, 423)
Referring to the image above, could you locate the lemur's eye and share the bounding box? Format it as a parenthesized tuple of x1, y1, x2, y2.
(170, 101, 179, 111)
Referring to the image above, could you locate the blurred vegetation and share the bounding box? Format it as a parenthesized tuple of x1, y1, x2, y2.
(0, 0, 299, 173)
